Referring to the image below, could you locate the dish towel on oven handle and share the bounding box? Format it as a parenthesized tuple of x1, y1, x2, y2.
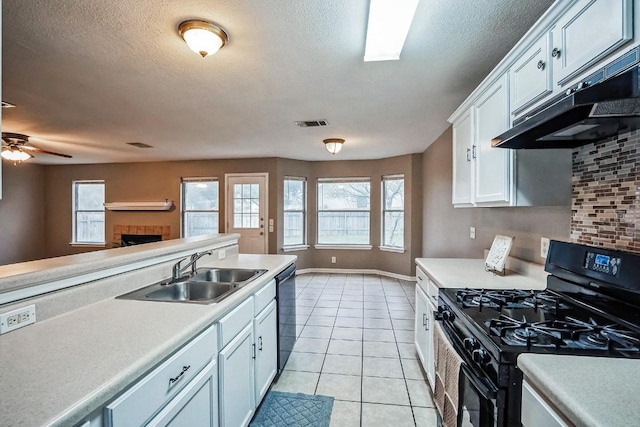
(434, 321, 464, 427)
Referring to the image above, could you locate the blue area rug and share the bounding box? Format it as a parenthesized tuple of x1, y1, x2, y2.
(250, 391, 334, 427)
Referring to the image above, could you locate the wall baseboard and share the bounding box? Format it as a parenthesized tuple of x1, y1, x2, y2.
(296, 268, 416, 282)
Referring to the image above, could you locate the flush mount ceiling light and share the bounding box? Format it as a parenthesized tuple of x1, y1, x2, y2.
(364, 0, 420, 61)
(179, 19, 228, 57)
(1, 146, 33, 165)
(323, 138, 345, 155)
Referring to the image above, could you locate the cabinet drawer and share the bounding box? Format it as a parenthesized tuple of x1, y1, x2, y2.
(416, 267, 428, 295)
(521, 380, 569, 427)
(105, 323, 217, 427)
(254, 279, 276, 315)
(219, 297, 253, 348)
(426, 278, 439, 306)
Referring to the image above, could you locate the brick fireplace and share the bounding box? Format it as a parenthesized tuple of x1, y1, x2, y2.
(113, 225, 171, 246)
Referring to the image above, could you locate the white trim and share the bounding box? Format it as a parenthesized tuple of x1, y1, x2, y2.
(282, 245, 309, 252)
(70, 242, 107, 248)
(314, 245, 373, 250)
(378, 246, 405, 253)
(296, 268, 415, 282)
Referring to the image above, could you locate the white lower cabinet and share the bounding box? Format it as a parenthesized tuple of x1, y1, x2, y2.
(104, 324, 218, 427)
(254, 300, 278, 403)
(147, 359, 218, 427)
(521, 379, 569, 427)
(219, 323, 256, 427)
(414, 284, 436, 390)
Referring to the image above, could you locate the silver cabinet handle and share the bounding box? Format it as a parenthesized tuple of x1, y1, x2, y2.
(259, 336, 263, 351)
(466, 148, 471, 162)
(552, 48, 561, 58)
(252, 343, 256, 359)
(472, 145, 477, 159)
(168, 365, 191, 387)
(537, 60, 545, 70)
(422, 313, 427, 326)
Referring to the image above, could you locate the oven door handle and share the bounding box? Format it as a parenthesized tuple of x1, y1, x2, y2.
(460, 364, 498, 400)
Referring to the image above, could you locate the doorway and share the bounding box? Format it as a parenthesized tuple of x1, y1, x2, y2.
(225, 173, 268, 254)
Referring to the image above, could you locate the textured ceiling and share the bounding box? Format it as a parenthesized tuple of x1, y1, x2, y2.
(2, 0, 554, 164)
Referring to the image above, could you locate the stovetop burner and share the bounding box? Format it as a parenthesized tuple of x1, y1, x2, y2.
(455, 288, 569, 313)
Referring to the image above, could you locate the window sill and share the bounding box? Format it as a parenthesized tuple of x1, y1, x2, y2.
(378, 246, 405, 254)
(69, 242, 107, 248)
(282, 245, 310, 252)
(314, 244, 373, 250)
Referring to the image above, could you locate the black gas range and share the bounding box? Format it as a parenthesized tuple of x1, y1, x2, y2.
(436, 240, 640, 427)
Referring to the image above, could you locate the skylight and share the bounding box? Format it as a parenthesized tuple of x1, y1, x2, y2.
(364, 0, 420, 61)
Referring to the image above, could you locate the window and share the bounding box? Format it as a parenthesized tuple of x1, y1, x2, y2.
(72, 181, 105, 244)
(317, 178, 370, 245)
(182, 178, 219, 237)
(382, 174, 404, 248)
(283, 177, 306, 247)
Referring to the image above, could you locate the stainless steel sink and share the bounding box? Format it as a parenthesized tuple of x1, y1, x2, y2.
(145, 281, 239, 302)
(190, 268, 267, 284)
(117, 268, 267, 304)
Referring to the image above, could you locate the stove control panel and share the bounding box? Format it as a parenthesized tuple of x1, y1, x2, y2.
(585, 251, 621, 276)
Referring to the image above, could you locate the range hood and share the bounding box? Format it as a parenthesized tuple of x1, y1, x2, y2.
(493, 64, 640, 149)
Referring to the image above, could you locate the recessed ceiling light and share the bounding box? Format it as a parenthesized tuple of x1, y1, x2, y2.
(364, 0, 420, 62)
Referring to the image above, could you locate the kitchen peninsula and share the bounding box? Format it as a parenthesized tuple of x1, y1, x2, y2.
(0, 234, 295, 426)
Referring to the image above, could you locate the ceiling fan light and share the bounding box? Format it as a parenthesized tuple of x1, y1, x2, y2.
(323, 138, 345, 155)
(179, 20, 228, 57)
(1, 146, 33, 162)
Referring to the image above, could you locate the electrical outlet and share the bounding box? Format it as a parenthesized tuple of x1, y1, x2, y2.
(218, 249, 226, 260)
(541, 237, 550, 258)
(331, 256, 336, 264)
(470, 227, 476, 240)
(1, 304, 36, 334)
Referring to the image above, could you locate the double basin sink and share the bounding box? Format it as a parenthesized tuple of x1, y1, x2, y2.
(118, 268, 267, 304)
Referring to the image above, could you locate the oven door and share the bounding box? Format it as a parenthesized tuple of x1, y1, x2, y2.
(440, 320, 500, 427)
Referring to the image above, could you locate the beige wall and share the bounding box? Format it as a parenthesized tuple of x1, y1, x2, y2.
(34, 155, 420, 276)
(0, 163, 46, 265)
(422, 127, 571, 263)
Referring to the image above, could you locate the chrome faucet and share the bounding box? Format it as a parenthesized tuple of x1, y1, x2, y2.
(171, 250, 213, 282)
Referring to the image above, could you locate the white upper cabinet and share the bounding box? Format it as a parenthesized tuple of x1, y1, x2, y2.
(552, 0, 633, 86)
(474, 75, 511, 205)
(452, 108, 474, 205)
(510, 33, 553, 114)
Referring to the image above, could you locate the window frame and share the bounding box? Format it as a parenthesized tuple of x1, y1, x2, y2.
(315, 177, 372, 249)
(71, 180, 106, 246)
(283, 176, 308, 250)
(181, 177, 220, 238)
(381, 174, 405, 251)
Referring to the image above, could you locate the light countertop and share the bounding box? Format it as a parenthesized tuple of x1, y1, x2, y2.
(415, 258, 546, 290)
(0, 253, 295, 427)
(518, 354, 640, 427)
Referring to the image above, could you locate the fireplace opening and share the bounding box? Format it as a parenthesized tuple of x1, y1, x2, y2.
(120, 234, 162, 246)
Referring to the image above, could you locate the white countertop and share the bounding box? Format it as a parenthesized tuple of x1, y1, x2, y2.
(415, 258, 546, 290)
(0, 253, 295, 427)
(518, 354, 640, 427)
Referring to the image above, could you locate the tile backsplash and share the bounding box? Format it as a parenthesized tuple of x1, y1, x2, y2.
(571, 133, 639, 253)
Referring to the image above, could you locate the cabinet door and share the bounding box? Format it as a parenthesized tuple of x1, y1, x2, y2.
(474, 74, 512, 205)
(147, 359, 218, 427)
(521, 380, 569, 427)
(552, 0, 632, 85)
(219, 323, 255, 427)
(414, 286, 429, 368)
(452, 107, 474, 206)
(426, 299, 436, 391)
(510, 33, 552, 114)
(254, 300, 278, 404)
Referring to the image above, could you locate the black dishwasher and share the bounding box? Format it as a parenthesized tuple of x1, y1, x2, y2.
(275, 263, 296, 374)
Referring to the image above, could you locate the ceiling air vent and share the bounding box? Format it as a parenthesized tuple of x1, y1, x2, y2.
(295, 120, 329, 127)
(127, 142, 153, 148)
(2, 101, 16, 108)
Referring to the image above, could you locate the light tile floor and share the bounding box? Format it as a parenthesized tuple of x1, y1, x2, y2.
(271, 273, 438, 427)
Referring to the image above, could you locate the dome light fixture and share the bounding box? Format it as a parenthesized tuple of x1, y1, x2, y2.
(179, 20, 228, 58)
(323, 138, 345, 155)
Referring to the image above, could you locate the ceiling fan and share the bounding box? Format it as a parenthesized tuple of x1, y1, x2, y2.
(1, 132, 72, 165)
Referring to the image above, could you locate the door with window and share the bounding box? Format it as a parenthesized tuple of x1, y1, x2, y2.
(226, 173, 268, 254)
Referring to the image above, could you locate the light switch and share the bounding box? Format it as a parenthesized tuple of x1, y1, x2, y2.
(269, 225, 274, 233)
(269, 219, 274, 226)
